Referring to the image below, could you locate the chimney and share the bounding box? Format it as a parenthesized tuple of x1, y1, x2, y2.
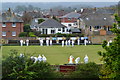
(50, 9, 52, 12)
(8, 8, 11, 12)
(12, 12, 15, 17)
(94, 7, 96, 11)
(81, 9, 84, 13)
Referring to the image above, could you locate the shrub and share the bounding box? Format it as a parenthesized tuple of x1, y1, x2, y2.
(2, 49, 61, 79)
(19, 32, 27, 37)
(69, 62, 100, 79)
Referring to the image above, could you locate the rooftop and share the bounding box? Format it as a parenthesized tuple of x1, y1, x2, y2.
(39, 18, 66, 28)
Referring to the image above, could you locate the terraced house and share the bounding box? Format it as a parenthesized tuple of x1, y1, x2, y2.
(1, 8, 24, 39)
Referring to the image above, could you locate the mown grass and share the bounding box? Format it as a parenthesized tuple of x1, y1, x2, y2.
(2, 45, 104, 65)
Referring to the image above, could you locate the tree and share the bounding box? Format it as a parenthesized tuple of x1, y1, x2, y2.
(69, 62, 100, 79)
(22, 12, 32, 24)
(98, 14, 120, 79)
(38, 19, 45, 24)
(29, 32, 36, 37)
(2, 49, 62, 79)
(23, 24, 32, 37)
(52, 16, 60, 22)
(23, 24, 31, 32)
(19, 32, 27, 37)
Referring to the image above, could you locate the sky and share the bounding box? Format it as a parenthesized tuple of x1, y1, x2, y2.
(1, 0, 120, 2)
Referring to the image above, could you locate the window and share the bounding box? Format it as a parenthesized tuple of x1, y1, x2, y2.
(58, 28, 61, 31)
(12, 32, 16, 36)
(2, 32, 6, 36)
(62, 27, 65, 32)
(51, 30, 55, 34)
(12, 22, 16, 27)
(2, 22, 6, 27)
(68, 18, 71, 20)
(68, 24, 72, 26)
(67, 29, 69, 32)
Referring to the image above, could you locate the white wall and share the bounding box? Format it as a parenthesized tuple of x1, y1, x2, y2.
(39, 28, 69, 34)
(61, 22, 77, 28)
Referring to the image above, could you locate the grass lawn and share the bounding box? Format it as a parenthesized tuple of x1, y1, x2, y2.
(2, 45, 104, 65)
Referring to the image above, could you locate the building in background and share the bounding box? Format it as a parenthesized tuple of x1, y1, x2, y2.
(38, 18, 69, 34)
(1, 8, 24, 39)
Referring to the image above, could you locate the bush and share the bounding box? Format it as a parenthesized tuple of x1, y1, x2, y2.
(69, 62, 100, 79)
(2, 49, 62, 79)
(19, 32, 27, 37)
(38, 33, 84, 37)
(29, 32, 36, 37)
(38, 19, 45, 24)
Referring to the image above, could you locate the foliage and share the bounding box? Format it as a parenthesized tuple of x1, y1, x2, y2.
(69, 62, 100, 79)
(19, 32, 27, 37)
(52, 16, 60, 22)
(32, 31, 41, 37)
(98, 14, 120, 79)
(38, 19, 45, 24)
(29, 32, 36, 37)
(19, 24, 36, 37)
(37, 33, 84, 37)
(22, 12, 32, 24)
(23, 24, 32, 32)
(2, 49, 61, 79)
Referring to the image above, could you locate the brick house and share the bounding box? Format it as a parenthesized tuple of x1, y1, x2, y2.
(1, 8, 24, 39)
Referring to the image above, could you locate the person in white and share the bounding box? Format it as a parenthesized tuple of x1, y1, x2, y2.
(26, 39, 29, 46)
(109, 40, 112, 45)
(68, 40, 71, 46)
(62, 40, 64, 47)
(78, 39, 80, 45)
(30, 56, 38, 63)
(107, 41, 110, 46)
(84, 55, 89, 63)
(37, 55, 43, 62)
(75, 57, 80, 64)
(19, 53, 24, 57)
(46, 39, 49, 46)
(65, 40, 68, 46)
(50, 40, 52, 46)
(20, 40, 23, 46)
(109, 40, 112, 43)
(42, 54, 47, 62)
(40, 39, 43, 46)
(84, 39, 87, 46)
(68, 55, 74, 64)
(72, 40, 75, 47)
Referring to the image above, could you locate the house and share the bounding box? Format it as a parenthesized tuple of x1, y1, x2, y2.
(59, 11, 81, 28)
(23, 10, 44, 18)
(1, 8, 24, 38)
(38, 18, 69, 34)
(30, 18, 48, 31)
(80, 12, 115, 36)
(43, 9, 67, 18)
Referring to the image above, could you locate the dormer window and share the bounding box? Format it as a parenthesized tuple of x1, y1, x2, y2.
(2, 22, 6, 27)
(12, 22, 16, 27)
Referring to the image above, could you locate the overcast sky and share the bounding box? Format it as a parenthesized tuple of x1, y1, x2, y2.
(1, 0, 120, 2)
